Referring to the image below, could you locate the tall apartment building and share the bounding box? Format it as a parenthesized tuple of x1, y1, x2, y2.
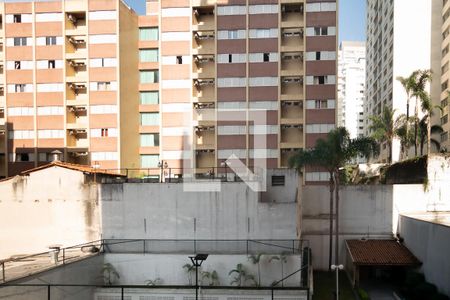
(139, 0, 338, 183)
(365, 0, 440, 162)
(337, 41, 365, 139)
(0, 0, 140, 177)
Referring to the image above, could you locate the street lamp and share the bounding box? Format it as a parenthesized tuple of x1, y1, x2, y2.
(157, 160, 168, 183)
(189, 254, 209, 300)
(330, 264, 344, 300)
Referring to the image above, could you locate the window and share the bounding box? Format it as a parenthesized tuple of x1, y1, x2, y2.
(228, 54, 232, 63)
(217, 53, 246, 64)
(217, 5, 247, 16)
(140, 49, 158, 63)
(140, 27, 158, 41)
(314, 27, 328, 36)
(13, 37, 27, 46)
(140, 70, 159, 84)
(90, 58, 117, 68)
(101, 128, 109, 137)
(249, 29, 278, 39)
(271, 175, 285, 186)
(37, 130, 64, 139)
(97, 82, 111, 91)
(91, 128, 117, 137)
(14, 61, 21, 70)
(140, 113, 160, 126)
(140, 154, 160, 168)
(8, 107, 34, 116)
(89, 34, 117, 44)
(90, 105, 117, 114)
(13, 14, 21, 23)
(15, 84, 26, 93)
(248, 53, 277, 63)
(176, 56, 182, 64)
(217, 30, 246, 40)
(140, 133, 159, 147)
(441, 114, 449, 125)
(140, 92, 159, 104)
(46, 36, 57, 46)
(316, 52, 321, 60)
(91, 152, 118, 161)
(37, 106, 64, 115)
(48, 60, 56, 69)
(263, 53, 270, 62)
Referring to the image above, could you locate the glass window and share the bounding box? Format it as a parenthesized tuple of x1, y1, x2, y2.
(139, 28, 158, 41)
(140, 92, 159, 104)
(140, 154, 159, 168)
(140, 70, 159, 84)
(140, 49, 158, 62)
(140, 113, 159, 126)
(46, 36, 57, 45)
(140, 133, 159, 147)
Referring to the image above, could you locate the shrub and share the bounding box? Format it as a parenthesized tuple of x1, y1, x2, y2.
(358, 288, 370, 300)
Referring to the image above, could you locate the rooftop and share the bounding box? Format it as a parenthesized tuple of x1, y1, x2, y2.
(401, 212, 450, 227)
(346, 239, 421, 266)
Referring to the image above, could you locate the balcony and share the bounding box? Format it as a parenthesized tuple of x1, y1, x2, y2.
(281, 123, 304, 148)
(280, 148, 300, 168)
(281, 77, 304, 100)
(193, 78, 215, 103)
(194, 102, 215, 127)
(281, 3, 304, 28)
(194, 126, 215, 150)
(281, 100, 303, 125)
(65, 12, 87, 36)
(192, 30, 215, 55)
(0, 108, 4, 126)
(66, 35, 87, 59)
(66, 105, 88, 131)
(195, 149, 215, 170)
(281, 52, 303, 76)
(193, 54, 216, 78)
(67, 82, 88, 102)
(66, 149, 89, 166)
(281, 28, 304, 52)
(193, 6, 215, 31)
(66, 59, 87, 82)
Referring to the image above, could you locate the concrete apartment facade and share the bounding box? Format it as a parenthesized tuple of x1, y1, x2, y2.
(0, 0, 140, 177)
(337, 41, 365, 139)
(138, 0, 338, 183)
(364, 0, 439, 162)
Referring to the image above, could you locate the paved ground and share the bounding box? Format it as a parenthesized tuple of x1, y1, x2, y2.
(312, 271, 356, 300)
(361, 280, 397, 300)
(1, 249, 96, 283)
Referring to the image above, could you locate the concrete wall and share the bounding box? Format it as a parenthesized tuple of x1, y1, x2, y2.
(261, 169, 299, 204)
(104, 253, 302, 287)
(398, 215, 450, 296)
(0, 167, 101, 259)
(301, 185, 393, 270)
(0, 255, 103, 300)
(100, 182, 298, 240)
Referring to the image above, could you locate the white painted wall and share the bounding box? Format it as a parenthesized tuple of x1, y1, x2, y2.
(0, 167, 101, 259)
(100, 182, 298, 240)
(104, 254, 302, 287)
(398, 215, 450, 296)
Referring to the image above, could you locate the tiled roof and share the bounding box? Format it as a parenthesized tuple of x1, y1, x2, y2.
(346, 239, 421, 266)
(19, 161, 125, 177)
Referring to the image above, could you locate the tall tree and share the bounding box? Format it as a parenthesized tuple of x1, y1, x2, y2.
(289, 127, 378, 268)
(397, 71, 419, 157)
(369, 106, 401, 163)
(395, 115, 415, 160)
(416, 87, 442, 156)
(419, 118, 443, 156)
(412, 70, 432, 155)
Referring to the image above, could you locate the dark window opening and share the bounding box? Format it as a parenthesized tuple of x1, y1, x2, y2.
(228, 54, 232, 63)
(176, 56, 182, 64)
(263, 53, 270, 62)
(13, 14, 21, 23)
(316, 52, 321, 60)
(48, 60, 56, 69)
(318, 76, 325, 84)
(19, 153, 29, 162)
(101, 128, 109, 137)
(271, 175, 285, 186)
(14, 61, 21, 70)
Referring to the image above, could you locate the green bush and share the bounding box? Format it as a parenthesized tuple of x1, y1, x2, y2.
(358, 288, 370, 300)
(430, 293, 450, 300)
(404, 271, 425, 289)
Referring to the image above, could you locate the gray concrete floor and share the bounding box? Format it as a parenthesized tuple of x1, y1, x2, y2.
(361, 280, 398, 300)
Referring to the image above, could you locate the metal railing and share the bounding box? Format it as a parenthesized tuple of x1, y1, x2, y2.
(0, 239, 308, 285)
(93, 166, 272, 183)
(0, 284, 310, 300)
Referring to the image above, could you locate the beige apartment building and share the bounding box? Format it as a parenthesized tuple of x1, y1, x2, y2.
(0, 0, 140, 177)
(139, 0, 338, 183)
(439, 0, 450, 150)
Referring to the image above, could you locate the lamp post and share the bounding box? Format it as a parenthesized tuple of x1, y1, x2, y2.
(157, 160, 168, 183)
(330, 264, 344, 300)
(189, 254, 209, 300)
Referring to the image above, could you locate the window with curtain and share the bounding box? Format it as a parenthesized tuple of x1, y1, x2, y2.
(140, 133, 159, 147)
(140, 49, 158, 62)
(140, 92, 159, 104)
(140, 113, 160, 126)
(140, 70, 159, 83)
(140, 27, 158, 41)
(141, 154, 160, 168)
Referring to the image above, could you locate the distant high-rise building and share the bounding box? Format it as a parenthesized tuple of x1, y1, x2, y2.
(139, 0, 338, 184)
(338, 41, 365, 139)
(0, 0, 140, 177)
(365, 0, 440, 162)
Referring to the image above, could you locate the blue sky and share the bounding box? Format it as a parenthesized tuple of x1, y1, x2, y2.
(125, 0, 367, 43)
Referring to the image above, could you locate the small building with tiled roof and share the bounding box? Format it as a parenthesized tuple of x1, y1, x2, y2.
(345, 239, 421, 287)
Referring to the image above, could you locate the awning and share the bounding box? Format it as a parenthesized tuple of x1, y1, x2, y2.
(346, 239, 421, 266)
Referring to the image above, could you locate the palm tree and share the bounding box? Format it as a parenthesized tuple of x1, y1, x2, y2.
(229, 263, 256, 286)
(417, 89, 443, 156)
(269, 254, 288, 287)
(289, 127, 378, 268)
(395, 115, 415, 160)
(248, 253, 263, 286)
(419, 118, 443, 155)
(397, 71, 419, 157)
(412, 69, 433, 155)
(369, 106, 399, 163)
(183, 263, 196, 285)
